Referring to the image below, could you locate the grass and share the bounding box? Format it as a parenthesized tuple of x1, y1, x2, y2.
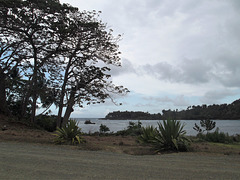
(210, 142, 240, 150)
(1, 115, 240, 155)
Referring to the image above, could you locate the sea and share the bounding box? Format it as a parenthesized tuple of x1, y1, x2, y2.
(73, 118, 240, 136)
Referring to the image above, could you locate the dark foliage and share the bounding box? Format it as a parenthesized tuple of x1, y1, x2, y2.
(138, 120, 191, 152)
(105, 111, 162, 120)
(54, 119, 85, 145)
(196, 128, 237, 144)
(35, 115, 57, 132)
(1, 0, 128, 126)
(99, 124, 110, 134)
(115, 121, 143, 136)
(193, 119, 216, 133)
(105, 99, 240, 120)
(84, 120, 95, 124)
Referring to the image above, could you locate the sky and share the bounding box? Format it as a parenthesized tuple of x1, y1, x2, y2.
(57, 0, 240, 118)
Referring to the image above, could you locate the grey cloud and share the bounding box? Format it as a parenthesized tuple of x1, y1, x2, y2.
(179, 58, 212, 84)
(141, 52, 240, 88)
(213, 54, 240, 88)
(144, 95, 190, 107)
(142, 62, 181, 82)
(173, 95, 190, 107)
(230, 0, 240, 10)
(142, 58, 212, 84)
(200, 90, 237, 104)
(88, 0, 240, 88)
(109, 58, 136, 76)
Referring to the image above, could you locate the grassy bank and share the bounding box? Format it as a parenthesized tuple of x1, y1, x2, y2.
(1, 115, 240, 155)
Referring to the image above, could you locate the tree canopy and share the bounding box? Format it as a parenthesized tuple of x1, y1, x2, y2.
(0, 0, 129, 126)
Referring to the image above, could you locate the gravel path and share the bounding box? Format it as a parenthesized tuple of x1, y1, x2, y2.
(0, 141, 240, 179)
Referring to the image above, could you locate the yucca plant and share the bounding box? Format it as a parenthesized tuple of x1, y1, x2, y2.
(54, 119, 85, 145)
(138, 125, 157, 144)
(153, 120, 191, 152)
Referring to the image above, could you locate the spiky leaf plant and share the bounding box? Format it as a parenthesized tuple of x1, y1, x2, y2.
(153, 120, 191, 152)
(138, 125, 158, 144)
(54, 119, 85, 145)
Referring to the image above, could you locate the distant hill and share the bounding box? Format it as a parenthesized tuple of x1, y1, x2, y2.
(105, 99, 240, 120)
(105, 111, 161, 120)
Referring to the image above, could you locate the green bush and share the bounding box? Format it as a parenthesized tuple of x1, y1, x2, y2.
(99, 124, 110, 134)
(197, 128, 234, 143)
(138, 125, 157, 144)
(54, 119, 85, 145)
(35, 115, 57, 132)
(232, 134, 240, 142)
(116, 121, 143, 136)
(144, 120, 191, 151)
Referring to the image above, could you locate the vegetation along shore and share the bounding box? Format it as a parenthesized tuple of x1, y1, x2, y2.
(105, 99, 240, 120)
(0, 0, 240, 179)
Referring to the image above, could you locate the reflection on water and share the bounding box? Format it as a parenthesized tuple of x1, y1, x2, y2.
(74, 118, 240, 136)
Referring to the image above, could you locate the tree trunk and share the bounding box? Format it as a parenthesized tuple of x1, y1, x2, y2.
(31, 93, 37, 123)
(57, 62, 71, 127)
(0, 70, 10, 115)
(30, 55, 38, 123)
(62, 90, 75, 126)
(20, 80, 32, 119)
(56, 43, 80, 127)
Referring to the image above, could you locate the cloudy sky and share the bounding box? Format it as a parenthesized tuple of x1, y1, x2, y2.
(59, 0, 240, 118)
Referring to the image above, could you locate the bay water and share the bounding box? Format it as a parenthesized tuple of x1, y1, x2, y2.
(74, 118, 240, 136)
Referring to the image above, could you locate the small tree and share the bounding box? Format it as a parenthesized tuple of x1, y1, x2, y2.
(193, 119, 216, 133)
(99, 124, 110, 134)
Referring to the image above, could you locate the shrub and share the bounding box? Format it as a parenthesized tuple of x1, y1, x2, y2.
(193, 119, 216, 133)
(116, 121, 143, 136)
(200, 119, 216, 132)
(99, 124, 110, 134)
(232, 134, 240, 142)
(153, 120, 191, 152)
(35, 115, 57, 132)
(197, 128, 233, 143)
(54, 119, 85, 145)
(138, 125, 157, 144)
(128, 121, 142, 129)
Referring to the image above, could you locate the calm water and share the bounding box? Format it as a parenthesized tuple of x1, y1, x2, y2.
(74, 118, 240, 136)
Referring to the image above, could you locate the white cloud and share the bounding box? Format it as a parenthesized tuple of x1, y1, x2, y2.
(59, 0, 240, 117)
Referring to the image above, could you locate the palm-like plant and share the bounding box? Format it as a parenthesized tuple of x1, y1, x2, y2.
(138, 125, 157, 144)
(54, 119, 85, 145)
(153, 120, 191, 151)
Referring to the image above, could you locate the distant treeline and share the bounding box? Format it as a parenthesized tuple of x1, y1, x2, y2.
(105, 99, 240, 120)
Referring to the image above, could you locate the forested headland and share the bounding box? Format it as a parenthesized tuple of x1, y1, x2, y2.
(105, 99, 240, 120)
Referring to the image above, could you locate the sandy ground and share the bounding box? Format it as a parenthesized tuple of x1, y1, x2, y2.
(0, 141, 240, 180)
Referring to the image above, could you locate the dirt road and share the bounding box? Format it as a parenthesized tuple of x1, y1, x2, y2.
(0, 141, 240, 179)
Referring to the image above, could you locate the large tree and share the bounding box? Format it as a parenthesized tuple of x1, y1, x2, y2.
(0, 0, 128, 125)
(56, 10, 129, 127)
(0, 0, 74, 121)
(0, 36, 25, 115)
